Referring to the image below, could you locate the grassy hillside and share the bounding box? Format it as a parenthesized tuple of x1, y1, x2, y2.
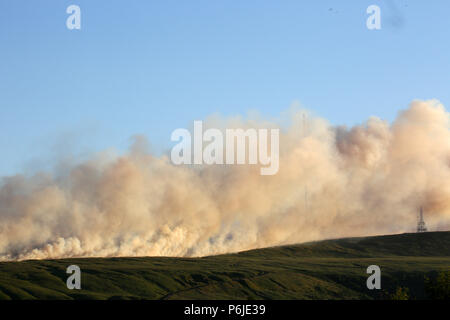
(0, 231, 449, 300)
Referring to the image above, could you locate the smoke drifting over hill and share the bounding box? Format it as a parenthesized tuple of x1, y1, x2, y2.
(1, 99, 450, 261)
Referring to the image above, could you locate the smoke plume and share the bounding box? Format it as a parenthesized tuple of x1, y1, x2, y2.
(1, 99, 449, 261)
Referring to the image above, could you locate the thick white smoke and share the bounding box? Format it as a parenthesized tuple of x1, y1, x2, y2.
(1, 99, 449, 261)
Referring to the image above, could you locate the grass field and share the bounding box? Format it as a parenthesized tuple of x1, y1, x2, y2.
(0, 231, 449, 300)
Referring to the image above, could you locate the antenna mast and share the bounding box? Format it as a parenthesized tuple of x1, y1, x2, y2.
(417, 207, 427, 233)
(303, 113, 308, 213)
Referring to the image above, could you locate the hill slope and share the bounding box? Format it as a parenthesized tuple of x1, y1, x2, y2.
(0, 232, 449, 300)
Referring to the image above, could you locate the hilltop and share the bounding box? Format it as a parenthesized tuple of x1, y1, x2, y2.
(0, 231, 449, 300)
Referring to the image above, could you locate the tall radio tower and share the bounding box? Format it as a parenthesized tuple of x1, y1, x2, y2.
(303, 113, 308, 213)
(417, 207, 427, 233)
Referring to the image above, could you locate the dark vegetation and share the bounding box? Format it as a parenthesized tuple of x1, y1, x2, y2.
(0, 231, 449, 300)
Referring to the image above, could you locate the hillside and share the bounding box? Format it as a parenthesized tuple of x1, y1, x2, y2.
(0, 231, 449, 300)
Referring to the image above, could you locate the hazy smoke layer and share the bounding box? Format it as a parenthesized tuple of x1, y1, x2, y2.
(1, 100, 450, 261)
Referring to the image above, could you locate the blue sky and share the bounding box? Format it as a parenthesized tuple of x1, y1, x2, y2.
(0, 1, 449, 176)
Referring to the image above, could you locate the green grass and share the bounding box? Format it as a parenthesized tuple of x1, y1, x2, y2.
(0, 231, 449, 300)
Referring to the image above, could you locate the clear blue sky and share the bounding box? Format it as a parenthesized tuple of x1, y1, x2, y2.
(1, 1, 449, 176)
